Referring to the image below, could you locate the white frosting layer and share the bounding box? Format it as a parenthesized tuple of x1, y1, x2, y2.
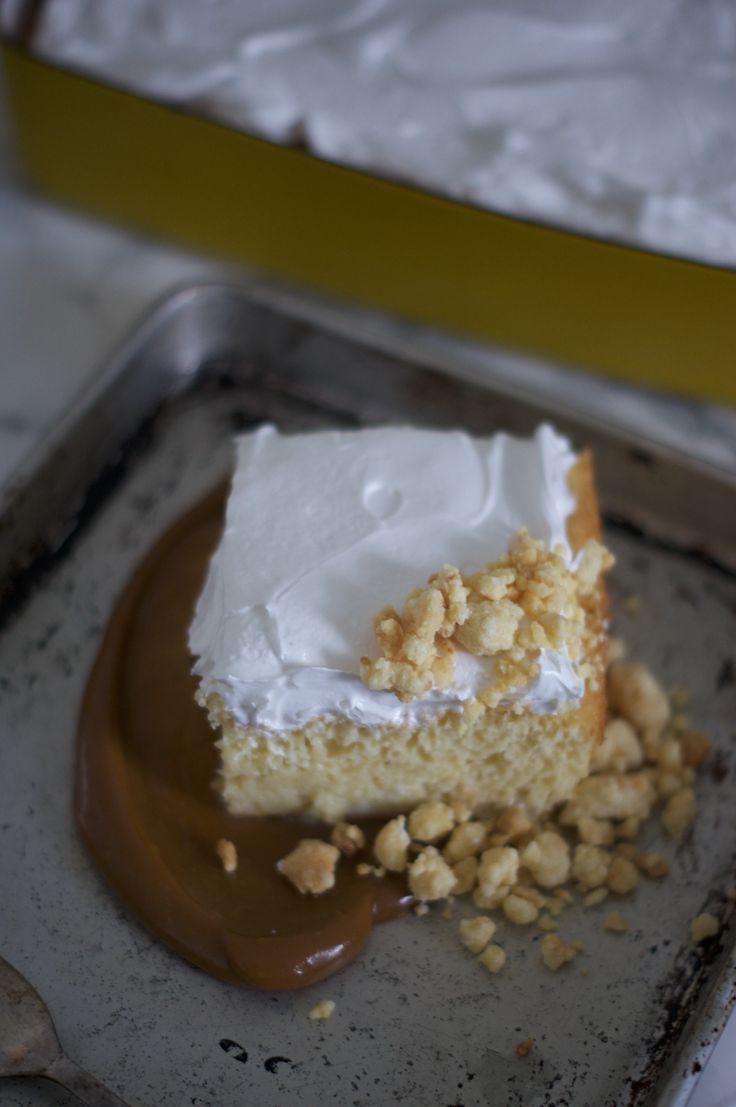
(188, 424, 585, 730)
(20, 0, 736, 266)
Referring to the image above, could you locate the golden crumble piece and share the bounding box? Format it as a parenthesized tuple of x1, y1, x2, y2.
(414, 902, 430, 917)
(277, 839, 339, 895)
(309, 999, 336, 1021)
(409, 800, 455, 843)
(637, 852, 669, 879)
(604, 911, 628, 933)
(607, 636, 627, 663)
(493, 806, 533, 845)
(591, 718, 643, 774)
(689, 913, 720, 943)
(583, 888, 609, 909)
(541, 933, 581, 971)
(656, 738, 683, 773)
(559, 771, 655, 825)
(546, 893, 571, 918)
(656, 770, 684, 800)
(454, 599, 522, 655)
(661, 787, 696, 841)
(477, 846, 520, 900)
(478, 943, 507, 974)
(330, 822, 365, 857)
(444, 821, 487, 864)
(452, 857, 479, 895)
(429, 564, 470, 635)
(538, 913, 557, 931)
(459, 915, 496, 954)
(521, 831, 571, 888)
(374, 814, 411, 872)
(473, 884, 512, 911)
(408, 846, 457, 902)
(607, 662, 670, 736)
(680, 730, 712, 768)
(572, 844, 611, 890)
(515, 1038, 534, 1058)
(607, 856, 639, 895)
(216, 838, 238, 874)
(511, 885, 547, 908)
(576, 816, 615, 847)
(502, 893, 539, 926)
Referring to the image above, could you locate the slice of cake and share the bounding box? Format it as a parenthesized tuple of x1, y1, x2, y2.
(189, 423, 611, 821)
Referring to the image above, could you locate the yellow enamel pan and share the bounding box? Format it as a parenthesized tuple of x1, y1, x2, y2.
(3, 41, 735, 404)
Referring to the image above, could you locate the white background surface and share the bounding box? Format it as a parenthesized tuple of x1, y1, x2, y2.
(0, 59, 734, 1107)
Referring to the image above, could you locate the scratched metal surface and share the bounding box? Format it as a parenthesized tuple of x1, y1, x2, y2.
(1, 285, 735, 1107)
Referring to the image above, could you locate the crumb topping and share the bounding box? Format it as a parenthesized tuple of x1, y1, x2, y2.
(459, 915, 496, 954)
(309, 999, 336, 1021)
(276, 631, 719, 996)
(689, 913, 720, 943)
(216, 838, 238, 875)
(330, 822, 365, 856)
(277, 839, 339, 895)
(360, 529, 613, 703)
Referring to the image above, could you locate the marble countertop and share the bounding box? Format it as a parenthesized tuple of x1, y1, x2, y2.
(1, 62, 734, 1107)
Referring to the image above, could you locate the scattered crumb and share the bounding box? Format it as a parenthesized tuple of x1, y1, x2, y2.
(414, 903, 429, 917)
(451, 856, 479, 895)
(277, 839, 339, 895)
(330, 822, 365, 856)
(583, 887, 609, 909)
(493, 806, 533, 844)
(478, 943, 507, 974)
(444, 821, 487, 863)
(502, 893, 539, 926)
(408, 846, 457, 902)
(661, 787, 696, 841)
(604, 911, 628, 933)
(538, 913, 557, 931)
(216, 838, 238, 875)
(689, 913, 720, 944)
(459, 915, 496, 954)
(374, 815, 411, 872)
(409, 801, 456, 843)
(442, 903, 455, 920)
(607, 662, 670, 736)
(541, 933, 581, 971)
(607, 856, 639, 895)
(572, 844, 611, 890)
(638, 852, 669, 879)
(356, 862, 374, 876)
(515, 1038, 533, 1058)
(309, 999, 336, 1021)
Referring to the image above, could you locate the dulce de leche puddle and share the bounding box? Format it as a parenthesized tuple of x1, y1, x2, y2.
(76, 489, 411, 990)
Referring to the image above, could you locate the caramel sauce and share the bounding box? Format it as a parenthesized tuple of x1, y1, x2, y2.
(76, 489, 410, 991)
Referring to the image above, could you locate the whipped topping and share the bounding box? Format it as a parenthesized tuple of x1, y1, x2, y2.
(189, 424, 585, 730)
(19, 0, 736, 267)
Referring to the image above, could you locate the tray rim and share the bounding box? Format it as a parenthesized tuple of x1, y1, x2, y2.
(1, 280, 735, 1106)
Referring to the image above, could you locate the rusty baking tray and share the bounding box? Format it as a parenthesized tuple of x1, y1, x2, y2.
(1, 284, 734, 1107)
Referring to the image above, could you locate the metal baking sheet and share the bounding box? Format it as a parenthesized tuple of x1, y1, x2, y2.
(1, 284, 734, 1107)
